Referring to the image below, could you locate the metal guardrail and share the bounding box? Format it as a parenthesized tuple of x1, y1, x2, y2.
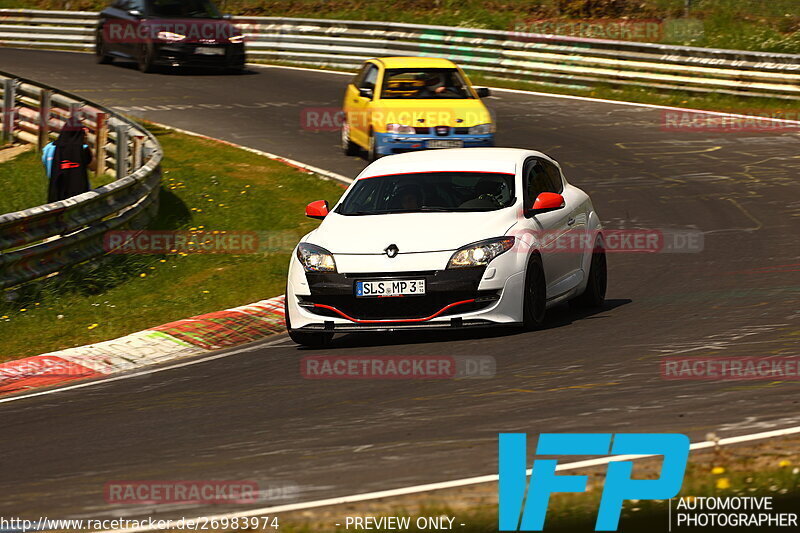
(0, 69, 162, 290)
(0, 9, 799, 98)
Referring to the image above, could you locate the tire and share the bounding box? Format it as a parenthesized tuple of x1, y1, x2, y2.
(522, 254, 547, 330)
(572, 238, 607, 309)
(341, 122, 359, 156)
(137, 43, 156, 73)
(284, 297, 333, 348)
(95, 35, 113, 64)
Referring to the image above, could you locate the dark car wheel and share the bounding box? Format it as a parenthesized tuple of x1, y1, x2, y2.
(95, 35, 113, 64)
(571, 237, 607, 309)
(137, 43, 157, 73)
(341, 122, 359, 156)
(522, 254, 547, 330)
(284, 297, 333, 348)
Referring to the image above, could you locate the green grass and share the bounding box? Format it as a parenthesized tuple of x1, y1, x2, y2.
(0, 147, 48, 215)
(0, 125, 345, 361)
(4, 0, 800, 53)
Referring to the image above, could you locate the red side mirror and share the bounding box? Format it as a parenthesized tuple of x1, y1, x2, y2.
(305, 200, 329, 220)
(530, 192, 565, 213)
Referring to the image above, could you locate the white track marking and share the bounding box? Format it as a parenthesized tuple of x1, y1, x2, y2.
(249, 62, 351, 76)
(488, 87, 800, 124)
(96, 425, 800, 532)
(147, 122, 353, 184)
(0, 335, 292, 405)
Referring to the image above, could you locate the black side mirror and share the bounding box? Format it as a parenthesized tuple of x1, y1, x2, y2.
(358, 87, 374, 99)
(475, 87, 490, 98)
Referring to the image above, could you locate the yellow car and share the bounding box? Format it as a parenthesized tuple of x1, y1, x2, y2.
(341, 57, 495, 160)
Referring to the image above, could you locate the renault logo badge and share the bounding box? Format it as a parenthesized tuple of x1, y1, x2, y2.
(385, 244, 399, 258)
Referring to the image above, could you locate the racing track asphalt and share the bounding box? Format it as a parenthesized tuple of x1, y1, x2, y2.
(1, 48, 799, 522)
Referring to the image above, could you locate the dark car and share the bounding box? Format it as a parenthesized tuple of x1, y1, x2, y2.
(96, 0, 246, 73)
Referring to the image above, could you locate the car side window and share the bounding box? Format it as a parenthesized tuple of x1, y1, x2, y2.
(540, 159, 564, 194)
(352, 64, 369, 87)
(524, 158, 554, 207)
(360, 64, 378, 89)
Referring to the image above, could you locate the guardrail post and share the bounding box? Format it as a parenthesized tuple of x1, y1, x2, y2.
(132, 135, 144, 170)
(37, 89, 52, 150)
(115, 124, 129, 179)
(95, 112, 108, 177)
(69, 102, 82, 120)
(2, 78, 16, 144)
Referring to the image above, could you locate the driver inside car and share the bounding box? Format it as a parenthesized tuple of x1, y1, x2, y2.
(459, 176, 506, 208)
(394, 183, 425, 210)
(416, 73, 461, 98)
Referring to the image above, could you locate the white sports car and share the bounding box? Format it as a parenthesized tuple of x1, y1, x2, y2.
(285, 148, 606, 347)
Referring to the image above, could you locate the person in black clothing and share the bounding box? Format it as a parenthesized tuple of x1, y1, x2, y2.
(47, 116, 93, 203)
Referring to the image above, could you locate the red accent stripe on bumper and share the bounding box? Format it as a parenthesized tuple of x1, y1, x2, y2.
(312, 299, 477, 324)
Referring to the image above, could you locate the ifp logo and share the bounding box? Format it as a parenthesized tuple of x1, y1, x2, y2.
(498, 433, 689, 531)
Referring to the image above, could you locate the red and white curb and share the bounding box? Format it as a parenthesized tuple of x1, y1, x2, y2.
(0, 295, 286, 396)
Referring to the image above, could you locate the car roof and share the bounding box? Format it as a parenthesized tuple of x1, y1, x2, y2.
(372, 57, 459, 69)
(356, 148, 552, 179)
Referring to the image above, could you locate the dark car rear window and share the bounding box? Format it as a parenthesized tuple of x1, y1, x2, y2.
(147, 0, 221, 18)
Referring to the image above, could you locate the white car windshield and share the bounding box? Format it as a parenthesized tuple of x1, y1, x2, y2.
(336, 172, 515, 215)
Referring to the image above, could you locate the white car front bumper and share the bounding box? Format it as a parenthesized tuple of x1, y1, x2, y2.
(286, 248, 526, 333)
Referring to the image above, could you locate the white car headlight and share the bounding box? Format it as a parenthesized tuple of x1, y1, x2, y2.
(386, 123, 416, 134)
(468, 123, 493, 135)
(297, 243, 337, 272)
(157, 31, 186, 42)
(447, 237, 514, 269)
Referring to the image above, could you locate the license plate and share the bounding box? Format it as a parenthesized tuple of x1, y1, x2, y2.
(195, 46, 225, 55)
(426, 139, 463, 149)
(356, 279, 426, 297)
